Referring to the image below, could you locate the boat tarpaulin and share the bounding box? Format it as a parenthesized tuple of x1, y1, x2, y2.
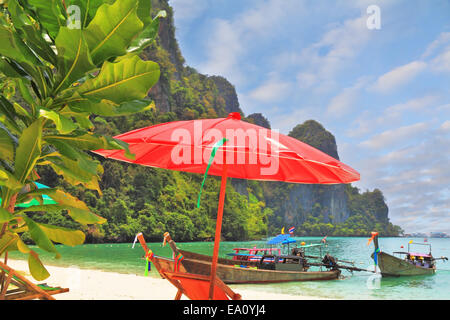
(266, 234, 291, 245)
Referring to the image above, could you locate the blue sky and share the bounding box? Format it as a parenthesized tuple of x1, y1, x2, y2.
(169, 0, 450, 234)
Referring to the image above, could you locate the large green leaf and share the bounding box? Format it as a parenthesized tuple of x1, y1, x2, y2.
(67, 0, 115, 29)
(14, 118, 42, 183)
(0, 96, 22, 135)
(0, 24, 41, 65)
(45, 157, 103, 195)
(7, 0, 57, 65)
(45, 132, 132, 155)
(28, 250, 50, 281)
(0, 207, 14, 223)
(84, 0, 143, 65)
(129, 10, 166, 54)
(0, 232, 19, 256)
(16, 203, 106, 225)
(23, 216, 60, 258)
(136, 0, 152, 26)
(0, 126, 14, 161)
(0, 168, 23, 191)
(53, 27, 95, 93)
(69, 96, 155, 117)
(27, 0, 66, 39)
(44, 139, 98, 174)
(39, 108, 77, 134)
(38, 223, 85, 246)
(74, 55, 160, 104)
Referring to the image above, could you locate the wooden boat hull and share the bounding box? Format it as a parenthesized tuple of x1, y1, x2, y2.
(178, 250, 340, 284)
(373, 252, 436, 277)
(151, 255, 187, 278)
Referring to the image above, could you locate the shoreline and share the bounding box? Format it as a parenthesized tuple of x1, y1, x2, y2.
(6, 259, 328, 300)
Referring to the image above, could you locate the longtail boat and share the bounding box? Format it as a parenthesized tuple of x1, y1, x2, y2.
(369, 232, 448, 277)
(162, 233, 342, 284)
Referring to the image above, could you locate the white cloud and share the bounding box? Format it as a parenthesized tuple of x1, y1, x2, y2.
(371, 61, 427, 93)
(247, 79, 293, 103)
(441, 120, 450, 131)
(421, 32, 450, 59)
(346, 95, 439, 138)
(197, 0, 301, 85)
(353, 124, 450, 234)
(430, 46, 450, 73)
(198, 19, 244, 82)
(326, 77, 369, 116)
(293, 16, 372, 92)
(360, 122, 429, 150)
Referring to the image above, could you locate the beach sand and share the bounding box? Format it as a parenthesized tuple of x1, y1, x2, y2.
(7, 259, 324, 300)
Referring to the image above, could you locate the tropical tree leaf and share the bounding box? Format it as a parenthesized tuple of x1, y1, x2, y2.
(28, 250, 50, 281)
(53, 27, 95, 93)
(14, 118, 42, 183)
(84, 0, 144, 65)
(44, 139, 98, 174)
(7, 0, 57, 65)
(39, 108, 77, 134)
(44, 132, 133, 157)
(73, 55, 160, 104)
(15, 78, 35, 107)
(69, 96, 155, 117)
(38, 223, 85, 246)
(0, 232, 19, 256)
(23, 216, 60, 258)
(26, 0, 66, 39)
(0, 207, 14, 223)
(66, 0, 115, 29)
(16, 236, 31, 254)
(0, 126, 15, 161)
(0, 95, 22, 134)
(46, 157, 103, 195)
(16, 202, 106, 225)
(129, 10, 166, 54)
(0, 24, 41, 65)
(0, 168, 23, 191)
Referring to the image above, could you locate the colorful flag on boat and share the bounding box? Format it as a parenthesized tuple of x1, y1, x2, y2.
(174, 253, 184, 272)
(367, 232, 379, 246)
(288, 227, 295, 234)
(132, 234, 138, 249)
(373, 248, 380, 267)
(144, 250, 154, 276)
(321, 235, 327, 243)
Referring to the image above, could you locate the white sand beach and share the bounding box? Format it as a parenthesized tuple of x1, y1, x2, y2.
(7, 259, 324, 300)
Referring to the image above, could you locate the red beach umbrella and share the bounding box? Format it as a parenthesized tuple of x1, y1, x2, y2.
(93, 112, 360, 299)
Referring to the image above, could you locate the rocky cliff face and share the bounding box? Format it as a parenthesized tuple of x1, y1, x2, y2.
(263, 120, 350, 226)
(142, 0, 388, 233)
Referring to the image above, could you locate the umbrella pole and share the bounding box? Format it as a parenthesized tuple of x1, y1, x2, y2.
(209, 165, 228, 300)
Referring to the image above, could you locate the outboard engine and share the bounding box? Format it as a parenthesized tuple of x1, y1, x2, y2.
(322, 253, 338, 270)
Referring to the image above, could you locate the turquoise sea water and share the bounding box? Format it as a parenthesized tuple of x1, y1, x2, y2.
(8, 237, 450, 300)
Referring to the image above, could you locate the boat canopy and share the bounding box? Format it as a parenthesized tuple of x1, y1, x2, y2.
(266, 234, 291, 245)
(282, 239, 296, 244)
(298, 243, 324, 248)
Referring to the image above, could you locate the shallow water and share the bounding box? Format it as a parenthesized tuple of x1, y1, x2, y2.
(8, 237, 450, 299)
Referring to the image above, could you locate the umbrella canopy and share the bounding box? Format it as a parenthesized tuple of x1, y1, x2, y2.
(94, 112, 359, 184)
(93, 112, 360, 299)
(0, 182, 56, 208)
